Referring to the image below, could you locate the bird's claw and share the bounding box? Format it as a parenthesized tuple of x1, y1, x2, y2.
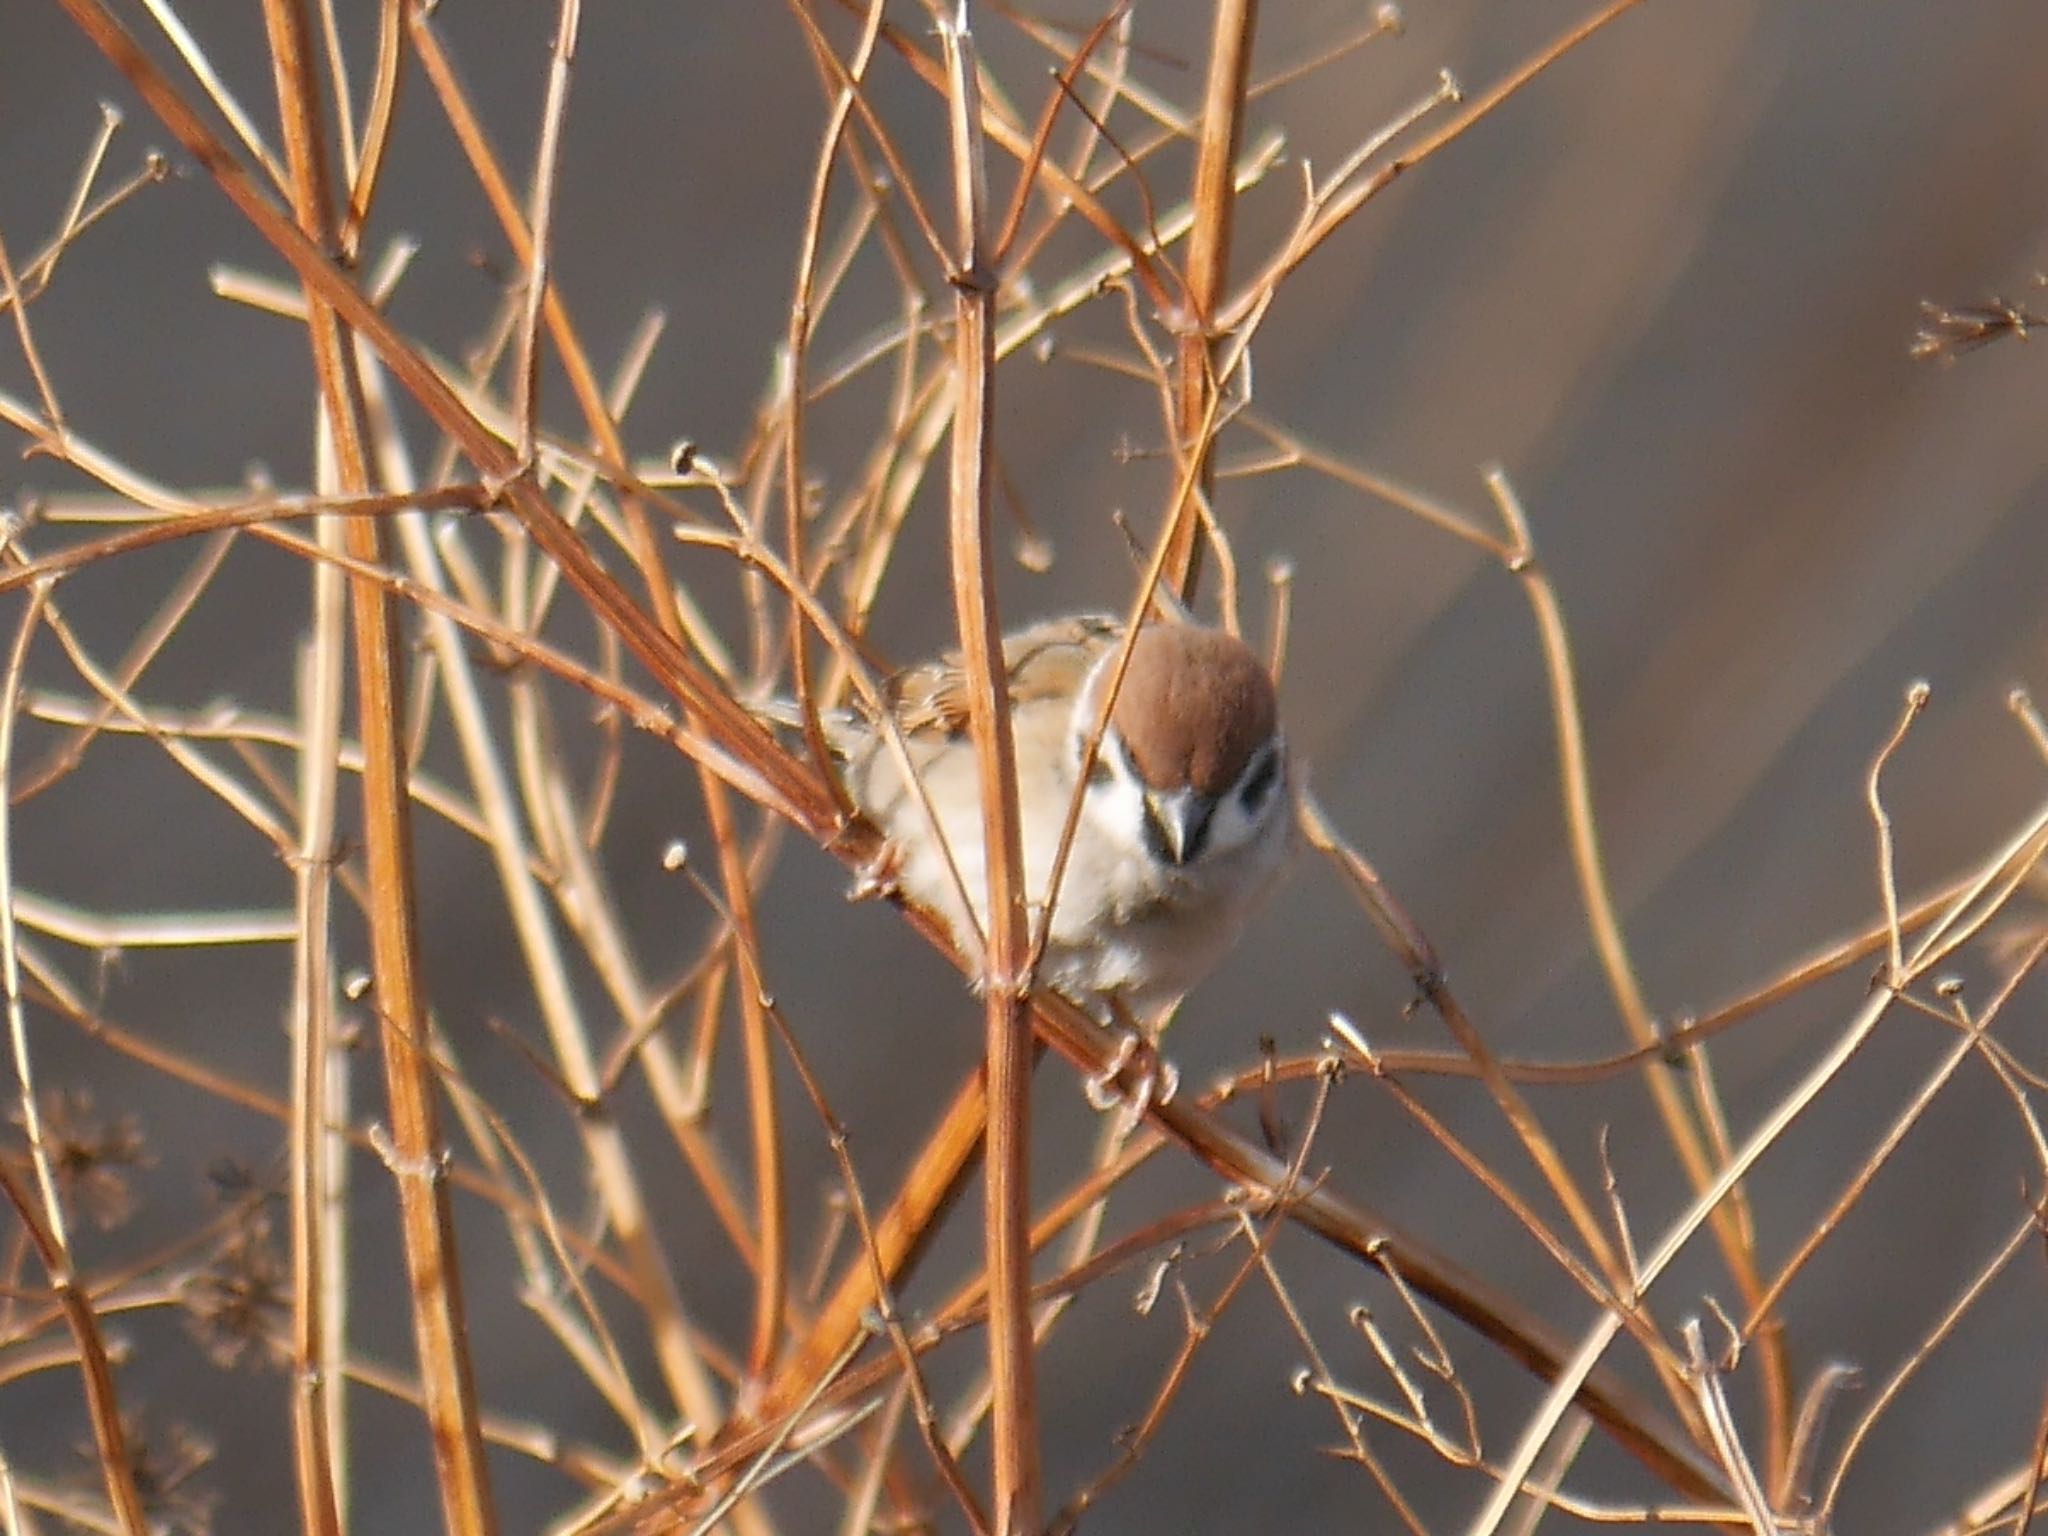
(1084, 1028, 1179, 1138)
(1154, 1056, 1181, 1106)
(847, 843, 902, 903)
(1083, 1030, 1140, 1110)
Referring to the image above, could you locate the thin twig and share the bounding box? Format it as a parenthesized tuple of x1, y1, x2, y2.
(283, 394, 350, 1536)
(513, 0, 581, 467)
(1869, 681, 1932, 984)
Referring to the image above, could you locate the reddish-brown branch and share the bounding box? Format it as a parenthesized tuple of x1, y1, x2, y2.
(0, 1159, 148, 1533)
(256, 0, 497, 1528)
(1165, 0, 1258, 602)
(941, 18, 1041, 1532)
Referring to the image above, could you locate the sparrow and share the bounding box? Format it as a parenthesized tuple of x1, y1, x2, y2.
(830, 614, 1293, 1026)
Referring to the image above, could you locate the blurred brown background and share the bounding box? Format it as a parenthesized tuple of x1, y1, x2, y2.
(5, 0, 2048, 1531)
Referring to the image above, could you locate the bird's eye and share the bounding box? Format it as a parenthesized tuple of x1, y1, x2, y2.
(1237, 748, 1279, 812)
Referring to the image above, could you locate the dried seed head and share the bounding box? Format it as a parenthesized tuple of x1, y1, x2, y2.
(1910, 297, 2044, 363)
(13, 1087, 151, 1231)
(181, 1214, 292, 1372)
(76, 1412, 217, 1536)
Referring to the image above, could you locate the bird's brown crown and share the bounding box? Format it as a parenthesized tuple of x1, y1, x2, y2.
(1101, 625, 1278, 796)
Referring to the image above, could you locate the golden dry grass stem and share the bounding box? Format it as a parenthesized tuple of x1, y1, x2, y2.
(284, 430, 349, 1536)
(1046, 1002, 1729, 1503)
(406, 31, 795, 1387)
(16, 935, 648, 1308)
(1819, 1206, 2042, 1526)
(51, 41, 815, 1507)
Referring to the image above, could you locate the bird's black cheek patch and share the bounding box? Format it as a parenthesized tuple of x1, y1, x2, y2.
(1141, 800, 1175, 866)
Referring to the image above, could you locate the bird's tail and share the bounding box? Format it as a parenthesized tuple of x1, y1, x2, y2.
(746, 692, 859, 758)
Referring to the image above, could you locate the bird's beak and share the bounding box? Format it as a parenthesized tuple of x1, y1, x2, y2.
(1144, 787, 1217, 867)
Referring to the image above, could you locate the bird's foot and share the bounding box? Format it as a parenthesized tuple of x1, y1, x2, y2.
(1084, 1027, 1179, 1138)
(847, 842, 902, 903)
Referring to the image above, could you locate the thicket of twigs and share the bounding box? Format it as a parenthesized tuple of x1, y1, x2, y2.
(2, 1, 2047, 1533)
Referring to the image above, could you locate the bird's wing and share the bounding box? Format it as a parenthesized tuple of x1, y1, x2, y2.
(884, 614, 1119, 739)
